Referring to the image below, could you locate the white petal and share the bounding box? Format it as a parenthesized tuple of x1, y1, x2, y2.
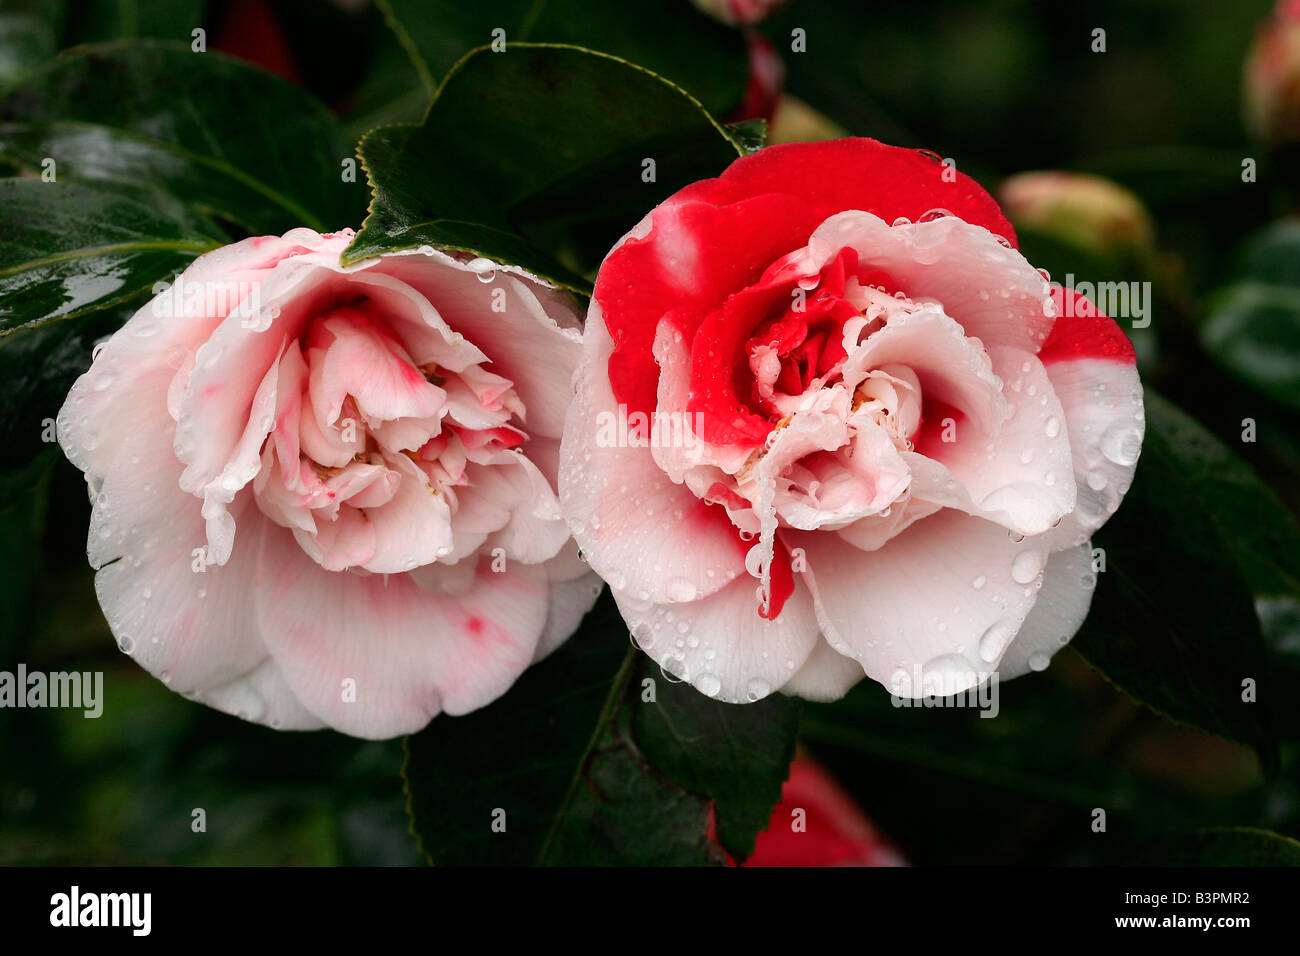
(1043, 356, 1145, 549)
(997, 542, 1097, 679)
(781, 636, 867, 701)
(911, 346, 1076, 536)
(795, 509, 1048, 697)
(616, 572, 820, 704)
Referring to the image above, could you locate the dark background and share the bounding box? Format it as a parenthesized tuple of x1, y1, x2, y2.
(2, 0, 1295, 865)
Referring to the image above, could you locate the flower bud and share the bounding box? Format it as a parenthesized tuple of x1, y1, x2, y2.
(1244, 0, 1300, 145)
(998, 171, 1156, 263)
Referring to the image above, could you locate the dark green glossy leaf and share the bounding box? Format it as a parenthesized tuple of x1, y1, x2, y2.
(1203, 287, 1300, 412)
(1072, 393, 1280, 768)
(0, 296, 138, 494)
(1201, 223, 1300, 412)
(632, 660, 799, 862)
(403, 594, 718, 865)
(0, 41, 363, 235)
(63, 0, 204, 45)
(804, 667, 1144, 810)
(346, 44, 746, 292)
(377, 0, 748, 116)
(0, 178, 222, 333)
(1130, 826, 1300, 866)
(1146, 393, 1300, 598)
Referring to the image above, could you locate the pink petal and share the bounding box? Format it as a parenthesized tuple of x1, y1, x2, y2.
(255, 535, 551, 739)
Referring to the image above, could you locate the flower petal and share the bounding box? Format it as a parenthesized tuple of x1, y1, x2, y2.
(997, 543, 1097, 679)
(616, 572, 820, 704)
(794, 509, 1049, 697)
(255, 535, 551, 739)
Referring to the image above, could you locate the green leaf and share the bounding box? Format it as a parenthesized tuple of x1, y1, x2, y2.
(376, 0, 748, 117)
(0, 41, 363, 235)
(0, 296, 140, 494)
(1203, 284, 1300, 413)
(800, 660, 1245, 860)
(346, 44, 746, 293)
(1130, 826, 1300, 866)
(403, 591, 803, 865)
(0, 178, 222, 333)
(62, 0, 205, 45)
(1145, 393, 1300, 598)
(402, 595, 719, 865)
(1201, 222, 1300, 412)
(1072, 393, 1280, 768)
(0, 11, 57, 87)
(724, 118, 768, 155)
(632, 660, 799, 862)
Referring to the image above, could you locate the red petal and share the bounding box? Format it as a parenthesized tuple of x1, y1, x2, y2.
(1039, 287, 1137, 366)
(597, 139, 1016, 430)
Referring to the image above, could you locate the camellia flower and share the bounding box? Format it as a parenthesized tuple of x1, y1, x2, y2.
(58, 229, 597, 738)
(560, 138, 1144, 704)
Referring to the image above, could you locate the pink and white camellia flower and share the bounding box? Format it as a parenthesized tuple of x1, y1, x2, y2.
(560, 138, 1144, 704)
(58, 228, 598, 738)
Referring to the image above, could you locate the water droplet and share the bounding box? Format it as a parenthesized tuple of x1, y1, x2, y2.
(978, 619, 1017, 663)
(1012, 550, 1044, 584)
(1045, 416, 1060, 439)
(1027, 651, 1051, 672)
(1099, 423, 1141, 467)
(467, 257, 497, 282)
(918, 207, 954, 222)
(696, 673, 722, 698)
(665, 577, 697, 602)
(746, 677, 772, 701)
(971, 574, 987, 590)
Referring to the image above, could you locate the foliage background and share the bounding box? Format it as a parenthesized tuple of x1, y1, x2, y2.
(2, 0, 1299, 865)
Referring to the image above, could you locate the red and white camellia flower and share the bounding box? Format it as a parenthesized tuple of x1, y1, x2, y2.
(58, 229, 597, 738)
(560, 138, 1144, 704)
